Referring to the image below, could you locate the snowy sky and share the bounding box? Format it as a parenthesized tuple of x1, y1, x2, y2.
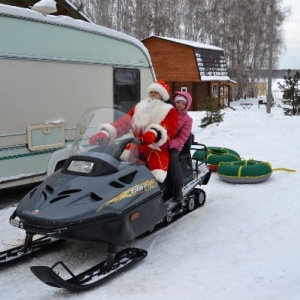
(0, 84, 299, 299)
(278, 0, 300, 69)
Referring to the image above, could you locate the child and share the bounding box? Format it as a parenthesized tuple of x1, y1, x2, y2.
(161, 91, 193, 202)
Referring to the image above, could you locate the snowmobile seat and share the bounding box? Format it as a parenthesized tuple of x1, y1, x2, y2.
(178, 134, 193, 161)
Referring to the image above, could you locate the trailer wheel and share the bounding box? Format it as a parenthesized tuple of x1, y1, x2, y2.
(196, 189, 206, 207)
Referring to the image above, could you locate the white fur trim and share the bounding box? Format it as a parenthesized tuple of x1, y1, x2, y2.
(151, 169, 167, 183)
(132, 99, 173, 136)
(120, 149, 131, 161)
(145, 123, 168, 147)
(98, 123, 117, 143)
(146, 83, 169, 100)
(149, 144, 161, 151)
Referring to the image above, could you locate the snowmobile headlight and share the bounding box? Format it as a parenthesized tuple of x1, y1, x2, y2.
(67, 160, 94, 173)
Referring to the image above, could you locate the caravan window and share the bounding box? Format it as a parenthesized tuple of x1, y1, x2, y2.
(114, 69, 140, 113)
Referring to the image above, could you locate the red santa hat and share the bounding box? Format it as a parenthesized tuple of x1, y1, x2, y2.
(146, 80, 170, 100)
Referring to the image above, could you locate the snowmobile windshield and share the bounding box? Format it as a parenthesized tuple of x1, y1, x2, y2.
(68, 106, 139, 163)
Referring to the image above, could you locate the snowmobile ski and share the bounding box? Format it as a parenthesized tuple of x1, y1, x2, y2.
(0, 236, 62, 265)
(30, 247, 147, 291)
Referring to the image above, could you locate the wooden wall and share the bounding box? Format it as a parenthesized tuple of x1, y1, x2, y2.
(167, 81, 210, 111)
(142, 37, 200, 82)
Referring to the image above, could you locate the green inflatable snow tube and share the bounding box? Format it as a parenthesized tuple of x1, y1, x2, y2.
(193, 147, 240, 171)
(217, 159, 273, 183)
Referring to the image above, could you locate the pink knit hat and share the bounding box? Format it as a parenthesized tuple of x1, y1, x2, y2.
(174, 95, 187, 103)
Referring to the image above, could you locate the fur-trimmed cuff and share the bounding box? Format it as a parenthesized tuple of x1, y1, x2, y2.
(145, 123, 168, 147)
(119, 149, 131, 162)
(98, 123, 117, 143)
(151, 169, 167, 183)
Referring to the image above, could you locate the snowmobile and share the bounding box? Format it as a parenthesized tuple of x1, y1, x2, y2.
(2, 106, 211, 291)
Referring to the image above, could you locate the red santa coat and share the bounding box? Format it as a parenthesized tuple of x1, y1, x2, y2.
(99, 97, 178, 182)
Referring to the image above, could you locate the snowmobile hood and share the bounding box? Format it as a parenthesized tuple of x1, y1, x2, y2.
(15, 161, 160, 226)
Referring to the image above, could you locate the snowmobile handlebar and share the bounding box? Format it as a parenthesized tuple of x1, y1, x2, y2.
(94, 137, 141, 160)
(95, 137, 109, 147)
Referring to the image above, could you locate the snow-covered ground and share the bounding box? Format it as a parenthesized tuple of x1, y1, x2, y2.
(1, 96, 299, 300)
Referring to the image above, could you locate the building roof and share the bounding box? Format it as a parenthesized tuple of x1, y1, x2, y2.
(147, 35, 230, 82)
(152, 36, 223, 51)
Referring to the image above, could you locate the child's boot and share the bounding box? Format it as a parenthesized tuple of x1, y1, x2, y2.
(173, 185, 183, 202)
(162, 187, 173, 201)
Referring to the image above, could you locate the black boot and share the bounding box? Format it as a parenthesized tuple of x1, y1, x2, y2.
(162, 187, 173, 201)
(173, 185, 183, 202)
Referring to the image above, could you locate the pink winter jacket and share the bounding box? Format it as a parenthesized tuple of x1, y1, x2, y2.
(168, 91, 193, 152)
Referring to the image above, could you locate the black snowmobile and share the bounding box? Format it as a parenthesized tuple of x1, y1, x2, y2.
(3, 106, 211, 291)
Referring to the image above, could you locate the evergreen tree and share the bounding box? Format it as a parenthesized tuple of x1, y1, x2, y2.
(278, 69, 300, 116)
(200, 97, 225, 128)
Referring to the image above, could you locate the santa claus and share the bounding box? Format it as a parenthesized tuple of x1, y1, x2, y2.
(89, 80, 178, 183)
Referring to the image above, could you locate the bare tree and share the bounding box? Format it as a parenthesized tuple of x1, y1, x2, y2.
(69, 0, 289, 96)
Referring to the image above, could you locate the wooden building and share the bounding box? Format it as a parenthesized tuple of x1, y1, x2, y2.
(142, 36, 237, 111)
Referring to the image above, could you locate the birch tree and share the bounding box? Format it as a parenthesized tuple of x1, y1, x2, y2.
(70, 0, 289, 96)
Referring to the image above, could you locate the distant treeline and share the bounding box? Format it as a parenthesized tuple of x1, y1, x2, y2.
(256, 69, 298, 79)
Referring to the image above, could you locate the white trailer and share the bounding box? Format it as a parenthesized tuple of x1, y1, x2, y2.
(0, 4, 156, 190)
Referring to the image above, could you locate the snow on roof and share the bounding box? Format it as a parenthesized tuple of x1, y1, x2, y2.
(152, 36, 224, 51)
(0, 3, 150, 60)
(201, 75, 231, 81)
